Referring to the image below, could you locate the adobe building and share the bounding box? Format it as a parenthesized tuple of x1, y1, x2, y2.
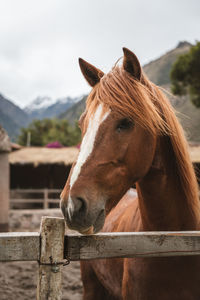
(9, 146, 78, 189)
(0, 126, 11, 232)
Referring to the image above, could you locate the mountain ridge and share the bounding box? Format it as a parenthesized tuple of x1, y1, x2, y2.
(0, 94, 82, 140)
(0, 93, 30, 140)
(25, 95, 82, 121)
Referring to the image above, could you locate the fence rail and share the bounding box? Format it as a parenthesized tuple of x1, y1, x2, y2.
(1, 217, 200, 299)
(10, 189, 62, 209)
(0, 232, 40, 261)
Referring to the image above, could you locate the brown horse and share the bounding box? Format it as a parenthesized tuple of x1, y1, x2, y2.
(61, 48, 200, 299)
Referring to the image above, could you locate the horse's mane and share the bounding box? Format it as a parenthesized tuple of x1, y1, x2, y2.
(85, 64, 199, 213)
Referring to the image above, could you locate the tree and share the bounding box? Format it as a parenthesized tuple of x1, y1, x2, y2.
(17, 118, 81, 146)
(170, 41, 200, 108)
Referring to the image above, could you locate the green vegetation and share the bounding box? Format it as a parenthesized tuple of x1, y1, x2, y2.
(170, 41, 200, 108)
(17, 118, 81, 146)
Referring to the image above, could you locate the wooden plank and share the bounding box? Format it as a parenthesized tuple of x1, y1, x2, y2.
(47, 199, 60, 203)
(37, 217, 65, 300)
(10, 189, 62, 193)
(47, 190, 62, 193)
(10, 199, 60, 203)
(10, 199, 45, 203)
(10, 189, 45, 193)
(43, 188, 48, 209)
(65, 231, 200, 260)
(1, 230, 200, 264)
(0, 232, 40, 261)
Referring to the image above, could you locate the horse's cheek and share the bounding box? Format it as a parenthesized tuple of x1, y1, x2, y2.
(104, 165, 129, 187)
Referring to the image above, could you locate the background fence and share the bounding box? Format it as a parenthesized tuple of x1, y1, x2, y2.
(1, 217, 200, 299)
(10, 189, 62, 209)
(10, 189, 200, 210)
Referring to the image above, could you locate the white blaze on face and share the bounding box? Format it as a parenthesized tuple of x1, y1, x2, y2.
(67, 104, 110, 219)
(70, 104, 110, 188)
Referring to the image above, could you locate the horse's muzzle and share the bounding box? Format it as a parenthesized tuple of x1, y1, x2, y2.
(60, 196, 105, 234)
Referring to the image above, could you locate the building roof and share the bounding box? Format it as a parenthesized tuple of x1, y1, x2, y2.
(8, 144, 200, 167)
(0, 127, 11, 153)
(9, 146, 79, 166)
(11, 142, 22, 151)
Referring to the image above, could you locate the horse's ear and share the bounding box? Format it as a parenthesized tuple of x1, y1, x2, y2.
(79, 58, 104, 87)
(122, 48, 141, 80)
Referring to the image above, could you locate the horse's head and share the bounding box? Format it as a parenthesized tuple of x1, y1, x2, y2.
(61, 48, 164, 234)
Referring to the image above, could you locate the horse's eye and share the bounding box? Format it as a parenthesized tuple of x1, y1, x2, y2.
(116, 118, 133, 132)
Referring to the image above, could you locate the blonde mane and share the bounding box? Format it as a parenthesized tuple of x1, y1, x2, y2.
(86, 64, 199, 213)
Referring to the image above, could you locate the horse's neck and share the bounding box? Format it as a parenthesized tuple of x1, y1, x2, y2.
(136, 136, 200, 231)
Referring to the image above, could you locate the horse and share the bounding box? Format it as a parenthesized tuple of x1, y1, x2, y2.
(61, 48, 200, 300)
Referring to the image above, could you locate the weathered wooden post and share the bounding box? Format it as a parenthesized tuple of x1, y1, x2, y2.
(44, 188, 48, 209)
(0, 127, 11, 232)
(37, 216, 65, 300)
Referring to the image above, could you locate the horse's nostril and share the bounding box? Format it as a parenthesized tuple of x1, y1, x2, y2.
(74, 196, 86, 213)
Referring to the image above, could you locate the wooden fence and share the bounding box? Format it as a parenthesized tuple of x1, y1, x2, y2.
(10, 189, 62, 209)
(1, 217, 200, 299)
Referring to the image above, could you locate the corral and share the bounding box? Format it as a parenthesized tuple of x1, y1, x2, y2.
(0, 210, 82, 300)
(8, 145, 200, 210)
(1, 216, 200, 299)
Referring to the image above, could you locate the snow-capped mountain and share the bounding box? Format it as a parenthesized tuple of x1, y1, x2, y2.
(24, 95, 82, 120)
(0, 93, 30, 140)
(25, 96, 55, 113)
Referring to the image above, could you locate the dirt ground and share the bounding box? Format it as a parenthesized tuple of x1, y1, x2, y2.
(0, 209, 83, 300)
(0, 261, 82, 300)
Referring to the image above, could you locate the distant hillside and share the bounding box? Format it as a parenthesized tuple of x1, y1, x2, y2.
(164, 88, 200, 143)
(60, 41, 200, 143)
(0, 94, 30, 140)
(143, 41, 192, 85)
(59, 95, 87, 123)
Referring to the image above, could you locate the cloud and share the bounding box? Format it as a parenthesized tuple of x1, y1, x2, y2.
(0, 0, 199, 107)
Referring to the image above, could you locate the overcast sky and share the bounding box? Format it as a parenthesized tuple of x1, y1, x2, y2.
(0, 0, 200, 108)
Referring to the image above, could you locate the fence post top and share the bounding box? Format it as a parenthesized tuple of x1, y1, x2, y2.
(41, 216, 64, 221)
